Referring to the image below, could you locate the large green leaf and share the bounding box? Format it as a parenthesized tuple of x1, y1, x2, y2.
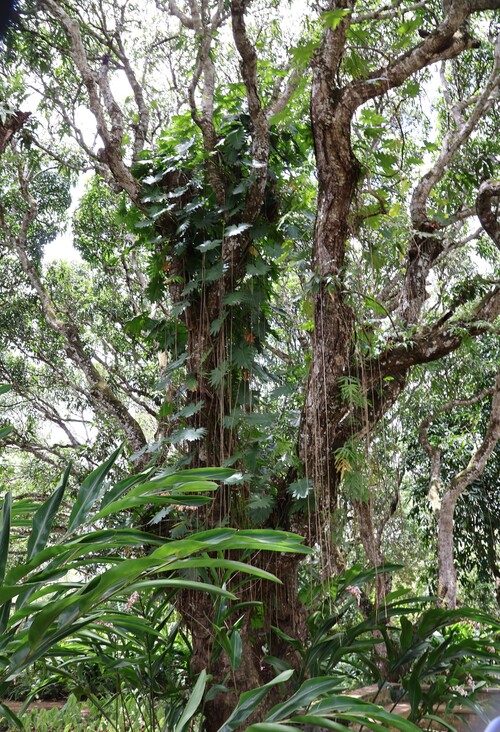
(289, 715, 349, 731)
(98, 471, 151, 511)
(91, 491, 213, 521)
(0, 701, 22, 730)
(229, 628, 242, 670)
(218, 670, 294, 732)
(67, 444, 124, 532)
(27, 556, 161, 649)
(147, 558, 282, 583)
(244, 724, 299, 732)
(25, 527, 306, 659)
(7, 526, 167, 586)
(0, 584, 41, 605)
(29, 553, 275, 644)
(27, 463, 71, 560)
(266, 678, 345, 722)
(310, 697, 421, 732)
(7, 617, 101, 679)
(417, 607, 499, 637)
(124, 578, 237, 599)
(174, 669, 207, 732)
(0, 492, 11, 585)
(165, 467, 236, 482)
(70, 528, 168, 547)
(151, 529, 310, 557)
(0, 426, 13, 440)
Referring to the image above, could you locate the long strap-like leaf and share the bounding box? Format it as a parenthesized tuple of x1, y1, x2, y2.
(0, 492, 12, 635)
(68, 443, 123, 533)
(27, 463, 71, 561)
(0, 491, 11, 585)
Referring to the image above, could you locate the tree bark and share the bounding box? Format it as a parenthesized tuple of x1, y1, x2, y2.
(420, 374, 500, 609)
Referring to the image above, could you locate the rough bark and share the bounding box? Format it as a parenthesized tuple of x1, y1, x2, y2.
(477, 179, 500, 247)
(299, 1, 358, 563)
(0, 112, 31, 154)
(299, 0, 500, 564)
(185, 553, 306, 730)
(158, 5, 281, 725)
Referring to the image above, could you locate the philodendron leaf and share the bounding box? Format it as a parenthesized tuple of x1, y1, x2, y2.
(225, 223, 251, 237)
(168, 427, 207, 444)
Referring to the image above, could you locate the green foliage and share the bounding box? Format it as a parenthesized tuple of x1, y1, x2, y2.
(0, 3, 499, 731)
(1, 456, 498, 732)
(0, 693, 173, 732)
(302, 566, 500, 725)
(403, 341, 500, 603)
(73, 177, 127, 267)
(0, 446, 312, 730)
(5, 450, 497, 732)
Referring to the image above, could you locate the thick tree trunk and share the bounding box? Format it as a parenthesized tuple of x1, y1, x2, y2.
(182, 553, 306, 732)
(300, 12, 360, 566)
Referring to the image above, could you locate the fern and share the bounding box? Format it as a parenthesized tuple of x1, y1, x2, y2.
(338, 375, 365, 408)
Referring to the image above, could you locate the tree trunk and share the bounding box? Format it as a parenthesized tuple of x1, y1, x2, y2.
(182, 553, 306, 732)
(437, 491, 458, 608)
(354, 498, 392, 609)
(431, 372, 500, 608)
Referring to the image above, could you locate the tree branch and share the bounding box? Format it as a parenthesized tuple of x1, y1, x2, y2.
(346, 4, 490, 113)
(331, 286, 500, 448)
(4, 161, 147, 457)
(411, 35, 500, 232)
(266, 67, 303, 120)
(448, 371, 500, 501)
(477, 179, 500, 247)
(352, 0, 426, 24)
(0, 111, 31, 154)
(39, 0, 141, 202)
(419, 383, 496, 511)
(230, 0, 269, 222)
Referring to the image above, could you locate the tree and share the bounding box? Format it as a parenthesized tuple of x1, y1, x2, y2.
(418, 344, 500, 609)
(390, 339, 500, 608)
(1, 0, 499, 728)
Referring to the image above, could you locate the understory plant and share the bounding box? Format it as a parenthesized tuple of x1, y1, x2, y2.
(1, 448, 498, 732)
(0, 447, 313, 730)
(0, 448, 425, 732)
(302, 566, 500, 727)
